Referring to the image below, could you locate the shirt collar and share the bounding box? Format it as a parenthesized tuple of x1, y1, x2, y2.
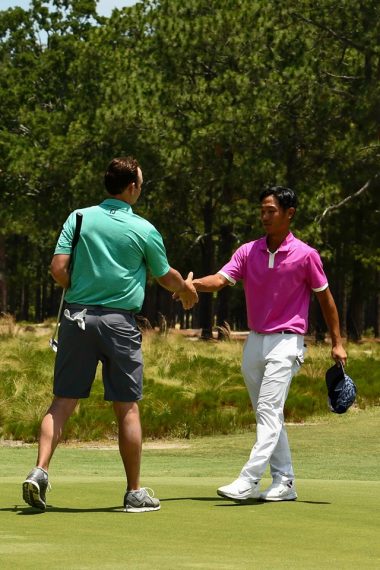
(101, 198, 132, 211)
(258, 232, 295, 253)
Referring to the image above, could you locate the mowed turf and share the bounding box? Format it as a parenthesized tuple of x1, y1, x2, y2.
(0, 408, 379, 569)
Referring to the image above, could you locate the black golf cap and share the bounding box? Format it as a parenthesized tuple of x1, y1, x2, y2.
(325, 362, 357, 414)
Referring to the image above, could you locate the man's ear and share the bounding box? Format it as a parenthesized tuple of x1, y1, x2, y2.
(288, 207, 296, 220)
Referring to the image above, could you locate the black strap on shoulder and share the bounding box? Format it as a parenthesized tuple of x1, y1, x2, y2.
(72, 212, 83, 250)
(69, 212, 83, 272)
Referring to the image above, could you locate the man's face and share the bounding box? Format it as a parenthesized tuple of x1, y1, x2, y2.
(260, 195, 294, 235)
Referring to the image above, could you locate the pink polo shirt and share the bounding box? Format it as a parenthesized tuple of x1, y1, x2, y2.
(219, 232, 328, 334)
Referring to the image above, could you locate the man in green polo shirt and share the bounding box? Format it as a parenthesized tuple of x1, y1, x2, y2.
(22, 156, 197, 513)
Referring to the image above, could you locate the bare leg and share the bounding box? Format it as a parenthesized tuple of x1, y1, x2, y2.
(37, 396, 78, 470)
(113, 401, 142, 491)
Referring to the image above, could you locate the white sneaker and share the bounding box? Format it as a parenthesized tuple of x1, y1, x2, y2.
(260, 480, 297, 501)
(217, 478, 261, 501)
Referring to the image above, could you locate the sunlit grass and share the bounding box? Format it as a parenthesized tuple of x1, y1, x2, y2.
(0, 317, 379, 441)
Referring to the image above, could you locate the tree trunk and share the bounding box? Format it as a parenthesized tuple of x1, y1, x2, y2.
(216, 224, 235, 340)
(178, 309, 184, 330)
(199, 197, 214, 340)
(35, 263, 42, 322)
(0, 236, 7, 313)
(48, 281, 56, 317)
(338, 275, 348, 339)
(41, 276, 48, 321)
(376, 272, 380, 338)
(347, 261, 364, 341)
(347, 211, 365, 342)
(199, 283, 213, 339)
(216, 285, 230, 340)
(21, 282, 30, 321)
(140, 282, 156, 327)
(335, 244, 347, 338)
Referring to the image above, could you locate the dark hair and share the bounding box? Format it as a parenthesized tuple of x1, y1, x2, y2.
(104, 156, 140, 195)
(259, 186, 298, 210)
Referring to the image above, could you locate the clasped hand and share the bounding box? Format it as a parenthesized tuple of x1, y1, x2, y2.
(173, 272, 198, 310)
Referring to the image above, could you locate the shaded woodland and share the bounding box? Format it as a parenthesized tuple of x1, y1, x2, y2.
(1, 0, 379, 339)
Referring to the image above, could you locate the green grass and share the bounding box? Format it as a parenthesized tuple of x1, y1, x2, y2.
(0, 322, 379, 440)
(0, 408, 379, 569)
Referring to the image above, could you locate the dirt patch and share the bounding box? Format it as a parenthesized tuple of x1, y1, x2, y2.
(0, 439, 34, 447)
(60, 440, 191, 450)
(0, 439, 190, 450)
(143, 441, 191, 450)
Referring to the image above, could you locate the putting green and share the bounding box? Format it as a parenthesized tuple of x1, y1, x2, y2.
(0, 478, 379, 569)
(1, 409, 379, 569)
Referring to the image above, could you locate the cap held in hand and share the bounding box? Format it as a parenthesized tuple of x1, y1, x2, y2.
(325, 362, 357, 414)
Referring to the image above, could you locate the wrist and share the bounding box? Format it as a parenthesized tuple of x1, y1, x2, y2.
(176, 280, 187, 294)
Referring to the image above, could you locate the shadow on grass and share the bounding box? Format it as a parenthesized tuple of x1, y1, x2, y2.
(162, 497, 331, 505)
(160, 496, 227, 502)
(6, 499, 224, 514)
(1, 505, 123, 515)
(213, 498, 331, 506)
(3, 497, 331, 515)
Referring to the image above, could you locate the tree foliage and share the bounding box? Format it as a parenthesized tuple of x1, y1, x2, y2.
(0, 0, 379, 338)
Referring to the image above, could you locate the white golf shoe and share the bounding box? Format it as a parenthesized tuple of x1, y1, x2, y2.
(217, 478, 261, 501)
(260, 480, 297, 501)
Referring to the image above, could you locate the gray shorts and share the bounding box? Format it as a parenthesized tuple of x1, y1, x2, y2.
(54, 305, 143, 401)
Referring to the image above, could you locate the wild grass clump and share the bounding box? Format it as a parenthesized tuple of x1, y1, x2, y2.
(0, 328, 379, 441)
(0, 334, 55, 441)
(0, 313, 18, 338)
(286, 342, 380, 420)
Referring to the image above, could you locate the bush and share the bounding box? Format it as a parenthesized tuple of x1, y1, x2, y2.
(0, 330, 379, 441)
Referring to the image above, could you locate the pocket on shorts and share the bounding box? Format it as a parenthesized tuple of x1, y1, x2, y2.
(103, 313, 141, 346)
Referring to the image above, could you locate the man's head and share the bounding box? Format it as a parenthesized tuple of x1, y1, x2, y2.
(104, 156, 143, 204)
(259, 186, 297, 236)
(259, 186, 298, 210)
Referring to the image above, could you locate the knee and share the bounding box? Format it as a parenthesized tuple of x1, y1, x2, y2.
(113, 401, 140, 422)
(256, 401, 284, 424)
(49, 396, 78, 416)
(241, 363, 261, 389)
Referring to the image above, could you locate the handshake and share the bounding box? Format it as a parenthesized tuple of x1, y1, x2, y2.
(173, 271, 199, 310)
(159, 267, 221, 310)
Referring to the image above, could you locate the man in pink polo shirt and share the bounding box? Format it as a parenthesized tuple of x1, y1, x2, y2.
(192, 186, 347, 502)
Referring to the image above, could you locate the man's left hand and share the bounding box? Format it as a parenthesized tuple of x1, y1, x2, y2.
(332, 344, 347, 367)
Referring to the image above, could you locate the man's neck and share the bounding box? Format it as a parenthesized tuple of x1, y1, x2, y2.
(109, 192, 133, 205)
(266, 231, 290, 253)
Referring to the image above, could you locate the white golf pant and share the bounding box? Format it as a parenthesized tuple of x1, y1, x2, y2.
(239, 332, 305, 483)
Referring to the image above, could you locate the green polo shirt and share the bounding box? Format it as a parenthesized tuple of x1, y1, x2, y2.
(54, 198, 171, 311)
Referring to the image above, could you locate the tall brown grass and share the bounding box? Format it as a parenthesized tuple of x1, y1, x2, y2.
(0, 318, 378, 441)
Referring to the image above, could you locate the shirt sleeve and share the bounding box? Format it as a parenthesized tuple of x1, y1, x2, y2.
(144, 228, 171, 278)
(218, 244, 248, 285)
(54, 212, 76, 254)
(306, 249, 329, 292)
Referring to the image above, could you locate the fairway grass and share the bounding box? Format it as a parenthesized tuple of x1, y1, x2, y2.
(1, 409, 379, 569)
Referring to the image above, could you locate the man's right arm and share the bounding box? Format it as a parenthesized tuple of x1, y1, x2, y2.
(50, 254, 71, 289)
(192, 273, 230, 292)
(157, 268, 198, 310)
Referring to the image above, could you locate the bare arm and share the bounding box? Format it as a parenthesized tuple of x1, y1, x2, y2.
(315, 287, 347, 365)
(157, 268, 198, 310)
(50, 254, 71, 289)
(157, 267, 187, 293)
(192, 273, 230, 292)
